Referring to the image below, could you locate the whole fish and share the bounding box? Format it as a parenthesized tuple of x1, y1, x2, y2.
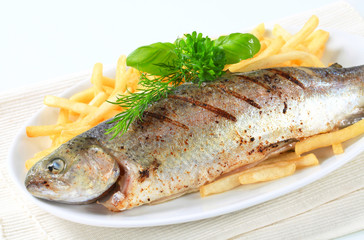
(25, 65, 364, 211)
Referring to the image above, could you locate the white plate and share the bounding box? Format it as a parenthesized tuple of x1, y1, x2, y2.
(8, 30, 364, 228)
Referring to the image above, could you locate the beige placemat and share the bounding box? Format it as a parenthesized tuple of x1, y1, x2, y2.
(0, 1, 363, 239)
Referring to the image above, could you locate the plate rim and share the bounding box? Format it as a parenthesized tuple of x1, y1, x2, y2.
(7, 29, 364, 228)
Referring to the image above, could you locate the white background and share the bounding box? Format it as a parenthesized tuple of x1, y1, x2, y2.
(0, 0, 363, 92)
(1, 0, 363, 238)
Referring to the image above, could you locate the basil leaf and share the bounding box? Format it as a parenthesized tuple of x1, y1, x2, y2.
(214, 33, 260, 64)
(126, 42, 178, 75)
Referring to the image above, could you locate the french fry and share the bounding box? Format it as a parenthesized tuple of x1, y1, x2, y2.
(255, 36, 286, 59)
(200, 171, 242, 197)
(82, 93, 124, 126)
(296, 119, 364, 155)
(57, 108, 70, 124)
(251, 23, 265, 40)
(91, 63, 104, 95)
(114, 55, 127, 94)
(50, 134, 61, 147)
(88, 91, 109, 107)
(25, 156, 43, 170)
(26, 121, 84, 137)
(281, 15, 319, 52)
(60, 125, 92, 139)
(272, 24, 291, 41)
(126, 68, 141, 93)
(259, 152, 318, 169)
(238, 51, 324, 72)
(239, 162, 296, 184)
(44, 95, 98, 115)
(306, 30, 329, 56)
(257, 152, 300, 166)
(69, 87, 94, 103)
(102, 76, 116, 88)
(102, 86, 115, 96)
(26, 124, 64, 137)
(292, 153, 319, 169)
(103, 109, 121, 121)
(332, 143, 344, 154)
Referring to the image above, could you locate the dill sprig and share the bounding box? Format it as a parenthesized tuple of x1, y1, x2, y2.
(106, 72, 184, 138)
(107, 31, 260, 138)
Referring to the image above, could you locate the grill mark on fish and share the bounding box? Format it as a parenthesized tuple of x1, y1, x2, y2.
(138, 169, 149, 182)
(237, 75, 273, 92)
(215, 84, 261, 109)
(144, 111, 189, 130)
(268, 69, 306, 89)
(169, 95, 237, 122)
(283, 101, 288, 114)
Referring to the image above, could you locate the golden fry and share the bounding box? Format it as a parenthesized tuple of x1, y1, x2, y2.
(69, 87, 94, 103)
(258, 152, 300, 166)
(102, 76, 116, 88)
(238, 51, 324, 72)
(25, 156, 43, 170)
(292, 153, 319, 169)
(103, 109, 121, 121)
(91, 63, 104, 95)
(114, 55, 127, 94)
(57, 108, 70, 124)
(82, 92, 124, 126)
(26, 121, 84, 138)
(259, 152, 318, 169)
(281, 15, 319, 52)
(272, 24, 291, 41)
(251, 23, 265, 40)
(88, 91, 109, 107)
(60, 125, 92, 138)
(332, 143, 344, 155)
(44, 95, 98, 115)
(26, 124, 64, 137)
(296, 119, 364, 155)
(306, 30, 330, 56)
(200, 171, 242, 197)
(239, 162, 296, 184)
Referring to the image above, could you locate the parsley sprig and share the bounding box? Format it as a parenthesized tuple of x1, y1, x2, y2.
(106, 31, 260, 138)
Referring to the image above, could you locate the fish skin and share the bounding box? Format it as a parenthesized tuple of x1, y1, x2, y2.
(25, 65, 364, 211)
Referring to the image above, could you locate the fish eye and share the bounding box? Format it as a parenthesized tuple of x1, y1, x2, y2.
(47, 158, 65, 174)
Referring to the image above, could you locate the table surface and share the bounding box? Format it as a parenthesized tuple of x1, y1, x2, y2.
(1, 0, 363, 93)
(1, 1, 363, 239)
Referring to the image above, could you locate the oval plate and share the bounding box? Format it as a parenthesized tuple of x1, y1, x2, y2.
(8, 30, 364, 227)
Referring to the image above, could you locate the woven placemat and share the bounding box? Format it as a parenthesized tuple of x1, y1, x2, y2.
(0, 1, 363, 239)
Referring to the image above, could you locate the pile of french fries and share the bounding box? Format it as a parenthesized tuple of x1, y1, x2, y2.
(228, 15, 328, 72)
(26, 15, 364, 198)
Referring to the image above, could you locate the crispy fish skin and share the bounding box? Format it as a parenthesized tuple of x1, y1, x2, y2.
(25, 65, 364, 211)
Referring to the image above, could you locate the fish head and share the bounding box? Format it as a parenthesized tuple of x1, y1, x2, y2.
(25, 137, 120, 204)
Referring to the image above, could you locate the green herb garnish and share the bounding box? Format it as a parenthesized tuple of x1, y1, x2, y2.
(106, 31, 260, 138)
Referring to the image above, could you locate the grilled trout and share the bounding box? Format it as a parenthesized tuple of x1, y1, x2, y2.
(25, 65, 364, 211)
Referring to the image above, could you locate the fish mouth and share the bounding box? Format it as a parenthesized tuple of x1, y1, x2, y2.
(25, 178, 71, 201)
(26, 175, 121, 204)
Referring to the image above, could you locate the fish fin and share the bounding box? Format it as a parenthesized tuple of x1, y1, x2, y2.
(329, 63, 343, 68)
